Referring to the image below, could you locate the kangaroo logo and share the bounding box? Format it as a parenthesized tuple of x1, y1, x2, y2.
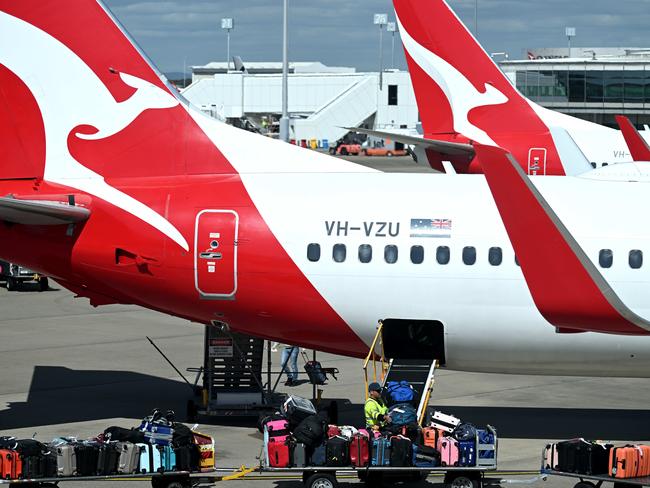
(396, 13, 508, 146)
(0, 11, 189, 251)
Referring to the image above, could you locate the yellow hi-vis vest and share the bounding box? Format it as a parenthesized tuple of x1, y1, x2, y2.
(364, 397, 388, 427)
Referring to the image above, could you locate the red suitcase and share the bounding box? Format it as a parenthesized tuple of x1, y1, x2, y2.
(0, 449, 22, 480)
(610, 446, 640, 478)
(267, 436, 291, 468)
(349, 433, 370, 467)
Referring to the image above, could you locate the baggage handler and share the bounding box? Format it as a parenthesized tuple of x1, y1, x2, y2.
(365, 382, 392, 430)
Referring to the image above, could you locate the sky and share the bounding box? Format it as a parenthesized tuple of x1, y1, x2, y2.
(103, 0, 650, 75)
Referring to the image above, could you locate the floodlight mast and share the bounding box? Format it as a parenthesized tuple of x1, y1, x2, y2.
(387, 22, 396, 69)
(279, 0, 290, 142)
(221, 18, 234, 71)
(374, 13, 388, 89)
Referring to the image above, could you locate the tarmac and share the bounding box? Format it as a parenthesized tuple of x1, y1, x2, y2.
(1, 155, 649, 488)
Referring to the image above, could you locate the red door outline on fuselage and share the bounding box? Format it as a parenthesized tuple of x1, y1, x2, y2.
(194, 209, 239, 300)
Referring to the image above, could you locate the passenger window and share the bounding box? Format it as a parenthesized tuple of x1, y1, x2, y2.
(307, 243, 320, 262)
(462, 246, 476, 265)
(410, 245, 424, 264)
(599, 249, 613, 268)
(488, 247, 502, 266)
(629, 250, 643, 269)
(332, 244, 346, 263)
(436, 246, 450, 265)
(358, 244, 372, 263)
(384, 245, 398, 264)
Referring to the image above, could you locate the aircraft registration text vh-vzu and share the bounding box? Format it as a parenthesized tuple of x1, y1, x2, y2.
(3, 1, 650, 379)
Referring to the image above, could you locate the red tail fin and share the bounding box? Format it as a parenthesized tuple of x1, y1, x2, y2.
(615, 115, 650, 162)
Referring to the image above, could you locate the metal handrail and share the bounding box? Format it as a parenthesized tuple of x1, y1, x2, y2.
(362, 320, 389, 400)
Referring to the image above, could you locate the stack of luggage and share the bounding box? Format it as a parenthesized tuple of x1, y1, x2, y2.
(0, 409, 215, 481)
(262, 391, 497, 470)
(545, 439, 650, 479)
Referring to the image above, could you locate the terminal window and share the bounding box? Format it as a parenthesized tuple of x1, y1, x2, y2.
(488, 247, 503, 266)
(462, 246, 477, 265)
(384, 245, 398, 264)
(629, 250, 643, 269)
(358, 244, 372, 263)
(333, 244, 346, 263)
(599, 249, 613, 268)
(410, 245, 424, 264)
(307, 243, 321, 262)
(436, 246, 450, 265)
(388, 85, 398, 105)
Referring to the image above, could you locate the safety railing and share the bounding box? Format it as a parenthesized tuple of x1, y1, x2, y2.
(362, 320, 390, 400)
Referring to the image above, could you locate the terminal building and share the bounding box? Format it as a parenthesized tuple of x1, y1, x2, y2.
(500, 48, 650, 128)
(182, 62, 419, 146)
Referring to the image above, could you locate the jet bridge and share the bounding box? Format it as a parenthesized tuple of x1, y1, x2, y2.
(363, 319, 445, 424)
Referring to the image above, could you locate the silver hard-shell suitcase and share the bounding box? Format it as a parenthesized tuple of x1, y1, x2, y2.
(293, 443, 308, 467)
(117, 442, 142, 474)
(55, 444, 77, 476)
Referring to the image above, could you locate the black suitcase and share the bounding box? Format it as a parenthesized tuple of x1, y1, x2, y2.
(325, 436, 350, 467)
(75, 444, 99, 476)
(390, 435, 413, 467)
(293, 415, 326, 448)
(97, 443, 119, 475)
(173, 445, 199, 471)
(21, 452, 56, 479)
(579, 442, 612, 475)
(556, 439, 589, 473)
(304, 361, 327, 385)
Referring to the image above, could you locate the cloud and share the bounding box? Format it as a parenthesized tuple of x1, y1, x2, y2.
(103, 0, 650, 73)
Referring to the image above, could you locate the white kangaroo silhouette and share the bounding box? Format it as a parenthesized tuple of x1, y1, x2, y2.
(0, 11, 188, 251)
(396, 13, 508, 146)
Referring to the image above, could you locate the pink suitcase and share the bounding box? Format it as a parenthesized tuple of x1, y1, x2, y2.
(266, 419, 290, 437)
(438, 437, 459, 467)
(543, 443, 559, 470)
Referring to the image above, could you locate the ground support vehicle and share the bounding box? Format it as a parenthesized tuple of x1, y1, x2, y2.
(361, 147, 407, 157)
(0, 260, 48, 291)
(0, 466, 255, 488)
(542, 467, 650, 488)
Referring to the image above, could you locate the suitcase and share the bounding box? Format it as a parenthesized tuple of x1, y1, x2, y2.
(268, 436, 291, 468)
(372, 438, 391, 466)
(265, 419, 290, 438)
(310, 444, 327, 466)
(192, 432, 215, 472)
(458, 440, 476, 467)
(117, 442, 141, 474)
(138, 443, 162, 474)
(97, 443, 120, 476)
(104, 427, 145, 444)
(304, 361, 327, 385)
(438, 437, 459, 467)
(637, 445, 650, 477)
(349, 433, 370, 467)
(430, 411, 461, 433)
(55, 444, 77, 477)
(159, 445, 176, 472)
(610, 446, 639, 478)
(543, 443, 558, 470)
(556, 439, 591, 473)
(291, 443, 308, 468)
(281, 395, 317, 424)
(326, 436, 350, 467)
(292, 415, 326, 448)
(174, 445, 199, 472)
(0, 449, 22, 480)
(423, 427, 444, 449)
(580, 442, 612, 475)
(390, 435, 413, 467)
(74, 444, 99, 476)
(21, 453, 55, 479)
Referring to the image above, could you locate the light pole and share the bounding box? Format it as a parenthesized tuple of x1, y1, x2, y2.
(387, 22, 396, 69)
(221, 18, 234, 71)
(474, 0, 478, 36)
(279, 0, 290, 142)
(565, 27, 575, 58)
(374, 13, 388, 89)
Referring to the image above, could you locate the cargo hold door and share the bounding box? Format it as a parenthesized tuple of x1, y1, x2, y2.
(194, 210, 239, 300)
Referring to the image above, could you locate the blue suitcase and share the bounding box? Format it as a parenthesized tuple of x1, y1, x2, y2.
(371, 438, 391, 466)
(137, 443, 162, 473)
(159, 445, 176, 472)
(310, 444, 326, 466)
(458, 440, 476, 467)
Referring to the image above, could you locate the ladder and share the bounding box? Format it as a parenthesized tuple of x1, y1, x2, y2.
(363, 321, 438, 425)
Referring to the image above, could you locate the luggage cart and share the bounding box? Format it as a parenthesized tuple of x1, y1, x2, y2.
(541, 470, 650, 488)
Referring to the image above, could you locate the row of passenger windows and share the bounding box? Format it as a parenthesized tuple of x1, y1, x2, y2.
(307, 243, 645, 269)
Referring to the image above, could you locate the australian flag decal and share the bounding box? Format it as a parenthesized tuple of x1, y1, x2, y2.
(410, 218, 452, 238)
